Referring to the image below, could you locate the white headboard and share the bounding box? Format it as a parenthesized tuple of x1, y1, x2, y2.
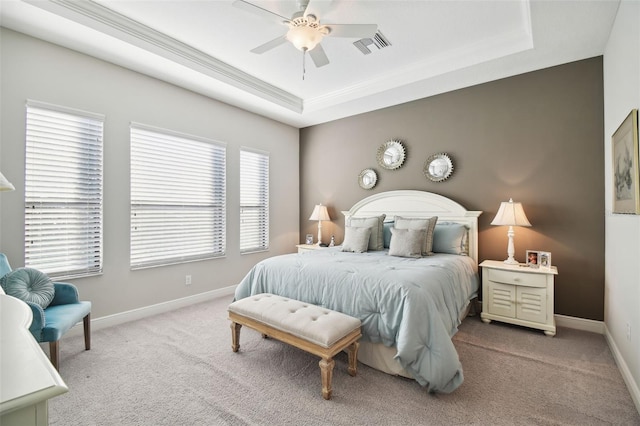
(342, 190, 482, 263)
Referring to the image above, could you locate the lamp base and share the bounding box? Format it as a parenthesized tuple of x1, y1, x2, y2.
(503, 258, 519, 265)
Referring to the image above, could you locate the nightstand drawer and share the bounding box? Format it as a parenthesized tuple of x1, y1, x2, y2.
(487, 268, 547, 288)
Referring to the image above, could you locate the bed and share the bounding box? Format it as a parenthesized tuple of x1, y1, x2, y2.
(234, 190, 482, 393)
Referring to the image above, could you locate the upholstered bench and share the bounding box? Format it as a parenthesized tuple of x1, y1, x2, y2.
(228, 293, 362, 400)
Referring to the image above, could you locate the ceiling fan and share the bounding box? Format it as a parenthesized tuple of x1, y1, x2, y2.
(233, 0, 378, 69)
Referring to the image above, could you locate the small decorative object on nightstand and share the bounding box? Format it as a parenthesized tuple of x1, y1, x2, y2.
(480, 260, 558, 336)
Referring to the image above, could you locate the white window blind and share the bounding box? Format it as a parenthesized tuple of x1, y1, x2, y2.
(25, 101, 104, 279)
(240, 148, 269, 253)
(130, 124, 226, 269)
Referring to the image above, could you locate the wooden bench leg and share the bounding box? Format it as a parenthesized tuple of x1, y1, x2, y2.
(346, 341, 359, 377)
(230, 322, 242, 352)
(83, 313, 91, 350)
(49, 341, 60, 371)
(319, 358, 335, 400)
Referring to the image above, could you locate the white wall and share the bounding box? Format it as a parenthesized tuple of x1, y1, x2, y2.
(603, 0, 640, 409)
(0, 28, 300, 319)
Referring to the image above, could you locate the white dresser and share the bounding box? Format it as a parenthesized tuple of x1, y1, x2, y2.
(0, 294, 68, 425)
(480, 260, 558, 336)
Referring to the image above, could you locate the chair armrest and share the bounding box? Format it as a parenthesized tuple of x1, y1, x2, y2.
(49, 282, 80, 306)
(25, 301, 45, 340)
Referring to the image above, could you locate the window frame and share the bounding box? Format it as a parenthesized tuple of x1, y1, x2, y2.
(129, 123, 227, 269)
(240, 147, 270, 254)
(24, 100, 104, 280)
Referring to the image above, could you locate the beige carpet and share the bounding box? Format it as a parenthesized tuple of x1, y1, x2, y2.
(48, 295, 639, 425)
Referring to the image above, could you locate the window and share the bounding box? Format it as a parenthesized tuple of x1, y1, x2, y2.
(240, 148, 269, 253)
(25, 101, 104, 279)
(130, 124, 226, 269)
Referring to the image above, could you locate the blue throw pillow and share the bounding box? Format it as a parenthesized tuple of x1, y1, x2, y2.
(0, 267, 55, 309)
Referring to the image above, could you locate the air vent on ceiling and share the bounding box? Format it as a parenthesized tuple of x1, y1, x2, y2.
(353, 31, 391, 55)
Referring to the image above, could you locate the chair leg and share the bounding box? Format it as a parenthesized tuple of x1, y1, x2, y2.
(83, 313, 91, 350)
(49, 341, 60, 371)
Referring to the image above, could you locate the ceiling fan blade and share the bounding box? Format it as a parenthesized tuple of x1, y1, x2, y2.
(250, 35, 288, 54)
(309, 44, 330, 68)
(232, 0, 290, 25)
(326, 24, 378, 38)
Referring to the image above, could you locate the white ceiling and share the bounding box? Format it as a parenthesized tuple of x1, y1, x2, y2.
(0, 0, 620, 128)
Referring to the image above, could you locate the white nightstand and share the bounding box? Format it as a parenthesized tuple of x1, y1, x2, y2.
(480, 260, 558, 336)
(296, 244, 330, 254)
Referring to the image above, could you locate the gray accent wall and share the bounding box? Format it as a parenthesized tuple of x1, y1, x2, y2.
(300, 57, 604, 321)
(0, 28, 300, 319)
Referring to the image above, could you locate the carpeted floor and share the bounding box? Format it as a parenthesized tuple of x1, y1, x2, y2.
(48, 295, 640, 425)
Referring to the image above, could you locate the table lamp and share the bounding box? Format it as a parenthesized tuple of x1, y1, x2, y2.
(309, 204, 331, 246)
(490, 198, 531, 264)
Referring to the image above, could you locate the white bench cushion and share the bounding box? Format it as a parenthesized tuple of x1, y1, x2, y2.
(228, 294, 361, 348)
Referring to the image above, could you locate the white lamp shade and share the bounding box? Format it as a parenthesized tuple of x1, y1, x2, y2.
(309, 204, 331, 221)
(490, 198, 531, 227)
(0, 171, 15, 191)
(287, 25, 323, 51)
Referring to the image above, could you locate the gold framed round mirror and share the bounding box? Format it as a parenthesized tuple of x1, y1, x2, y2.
(358, 168, 378, 189)
(424, 153, 454, 182)
(377, 140, 406, 170)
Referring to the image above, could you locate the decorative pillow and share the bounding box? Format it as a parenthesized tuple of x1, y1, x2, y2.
(0, 267, 55, 309)
(345, 214, 386, 251)
(383, 221, 394, 248)
(394, 216, 438, 255)
(341, 226, 372, 253)
(433, 222, 469, 255)
(388, 227, 425, 258)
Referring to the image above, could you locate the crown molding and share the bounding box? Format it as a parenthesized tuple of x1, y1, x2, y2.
(24, 0, 303, 113)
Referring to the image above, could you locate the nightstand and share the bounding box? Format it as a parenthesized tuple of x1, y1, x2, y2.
(480, 260, 558, 336)
(296, 244, 329, 254)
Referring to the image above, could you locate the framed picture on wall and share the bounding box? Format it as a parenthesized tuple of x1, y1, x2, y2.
(612, 109, 639, 214)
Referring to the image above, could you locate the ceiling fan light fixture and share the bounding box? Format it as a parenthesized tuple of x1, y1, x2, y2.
(286, 24, 325, 51)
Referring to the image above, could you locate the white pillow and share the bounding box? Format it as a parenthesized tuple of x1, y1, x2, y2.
(341, 226, 372, 253)
(345, 214, 386, 251)
(388, 227, 425, 258)
(394, 216, 438, 255)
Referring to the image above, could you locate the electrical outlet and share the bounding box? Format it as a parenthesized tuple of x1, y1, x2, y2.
(185, 275, 192, 286)
(626, 323, 631, 341)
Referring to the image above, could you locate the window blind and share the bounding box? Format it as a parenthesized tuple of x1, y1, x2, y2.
(130, 124, 226, 269)
(25, 101, 104, 279)
(240, 148, 269, 253)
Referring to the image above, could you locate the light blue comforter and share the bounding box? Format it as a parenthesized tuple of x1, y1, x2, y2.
(234, 248, 479, 393)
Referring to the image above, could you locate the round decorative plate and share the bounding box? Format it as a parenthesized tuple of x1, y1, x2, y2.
(424, 153, 454, 182)
(358, 168, 378, 189)
(377, 140, 406, 170)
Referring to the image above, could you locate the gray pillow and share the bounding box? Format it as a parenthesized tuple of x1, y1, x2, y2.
(345, 214, 386, 251)
(433, 222, 469, 255)
(0, 267, 55, 309)
(394, 216, 438, 255)
(388, 227, 425, 258)
(341, 226, 372, 253)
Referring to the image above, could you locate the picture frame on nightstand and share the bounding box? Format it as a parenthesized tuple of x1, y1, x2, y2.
(539, 251, 552, 270)
(305, 234, 313, 245)
(526, 250, 539, 268)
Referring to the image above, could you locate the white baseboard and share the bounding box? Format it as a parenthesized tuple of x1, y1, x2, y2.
(64, 285, 236, 338)
(554, 314, 605, 334)
(604, 323, 640, 415)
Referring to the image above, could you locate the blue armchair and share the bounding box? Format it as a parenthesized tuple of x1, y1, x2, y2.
(0, 253, 91, 370)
